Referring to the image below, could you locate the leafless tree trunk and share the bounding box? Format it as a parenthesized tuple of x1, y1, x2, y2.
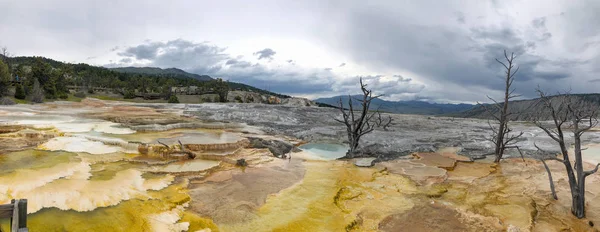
(533, 89, 600, 218)
(1, 47, 10, 74)
(334, 78, 381, 158)
(375, 111, 392, 131)
(479, 50, 524, 163)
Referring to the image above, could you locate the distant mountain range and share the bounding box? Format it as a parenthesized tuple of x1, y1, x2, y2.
(109, 66, 291, 98)
(314, 95, 475, 115)
(449, 93, 600, 120)
(110, 67, 213, 81)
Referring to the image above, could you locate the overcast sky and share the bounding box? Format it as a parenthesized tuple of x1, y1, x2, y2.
(1, 0, 599, 103)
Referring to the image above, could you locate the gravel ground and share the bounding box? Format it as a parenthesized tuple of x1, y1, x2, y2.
(178, 103, 600, 159)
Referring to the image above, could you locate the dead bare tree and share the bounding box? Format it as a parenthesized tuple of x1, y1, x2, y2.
(1, 47, 10, 74)
(532, 89, 600, 218)
(478, 50, 524, 163)
(375, 111, 392, 131)
(334, 78, 381, 157)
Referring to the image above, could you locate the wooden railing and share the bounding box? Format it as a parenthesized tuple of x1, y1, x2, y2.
(0, 199, 27, 232)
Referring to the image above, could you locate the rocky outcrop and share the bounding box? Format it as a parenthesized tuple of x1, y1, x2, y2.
(354, 158, 377, 167)
(0, 128, 58, 153)
(280, 97, 316, 107)
(247, 137, 296, 158)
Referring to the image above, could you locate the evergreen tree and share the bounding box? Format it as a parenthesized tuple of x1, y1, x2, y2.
(14, 83, 25, 99)
(212, 78, 229, 102)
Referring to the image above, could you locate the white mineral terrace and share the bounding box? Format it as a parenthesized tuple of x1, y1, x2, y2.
(0, 99, 598, 232)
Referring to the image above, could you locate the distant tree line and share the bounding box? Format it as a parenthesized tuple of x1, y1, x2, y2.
(0, 55, 235, 103)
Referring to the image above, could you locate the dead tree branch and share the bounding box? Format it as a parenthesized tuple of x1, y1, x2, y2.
(375, 111, 392, 131)
(479, 50, 523, 163)
(336, 78, 381, 158)
(531, 88, 600, 218)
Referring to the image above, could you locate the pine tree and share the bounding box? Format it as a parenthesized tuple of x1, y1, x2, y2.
(14, 83, 25, 99)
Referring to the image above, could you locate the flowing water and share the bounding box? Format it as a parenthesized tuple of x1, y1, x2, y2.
(0, 101, 599, 231)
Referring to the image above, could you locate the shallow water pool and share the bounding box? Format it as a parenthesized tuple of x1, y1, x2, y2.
(298, 143, 348, 160)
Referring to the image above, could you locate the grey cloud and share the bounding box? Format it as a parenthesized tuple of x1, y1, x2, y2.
(226, 59, 253, 68)
(324, 68, 332, 71)
(117, 42, 162, 60)
(119, 58, 132, 63)
(335, 75, 425, 99)
(110, 46, 120, 52)
(339, 63, 346, 67)
(393, 75, 412, 82)
(589, 79, 600, 83)
(455, 12, 465, 24)
(253, 48, 276, 60)
(317, 5, 593, 102)
(531, 17, 546, 29)
(114, 39, 229, 75)
(113, 39, 336, 95)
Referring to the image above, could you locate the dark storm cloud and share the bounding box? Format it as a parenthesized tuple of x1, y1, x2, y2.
(253, 48, 276, 60)
(318, 3, 596, 101)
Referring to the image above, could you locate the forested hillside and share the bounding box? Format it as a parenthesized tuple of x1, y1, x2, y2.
(0, 55, 290, 102)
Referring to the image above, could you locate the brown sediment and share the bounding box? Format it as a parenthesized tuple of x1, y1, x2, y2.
(187, 158, 306, 224)
(376, 160, 448, 185)
(447, 162, 497, 182)
(378, 202, 500, 232)
(412, 152, 458, 170)
(0, 125, 25, 134)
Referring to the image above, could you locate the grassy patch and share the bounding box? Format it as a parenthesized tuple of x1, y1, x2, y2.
(11, 97, 29, 104)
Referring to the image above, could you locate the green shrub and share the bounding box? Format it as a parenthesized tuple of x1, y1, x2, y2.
(246, 96, 254, 102)
(87, 88, 94, 94)
(74, 92, 86, 98)
(168, 95, 179, 103)
(58, 92, 68, 99)
(234, 96, 243, 103)
(123, 90, 136, 99)
(14, 84, 26, 100)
